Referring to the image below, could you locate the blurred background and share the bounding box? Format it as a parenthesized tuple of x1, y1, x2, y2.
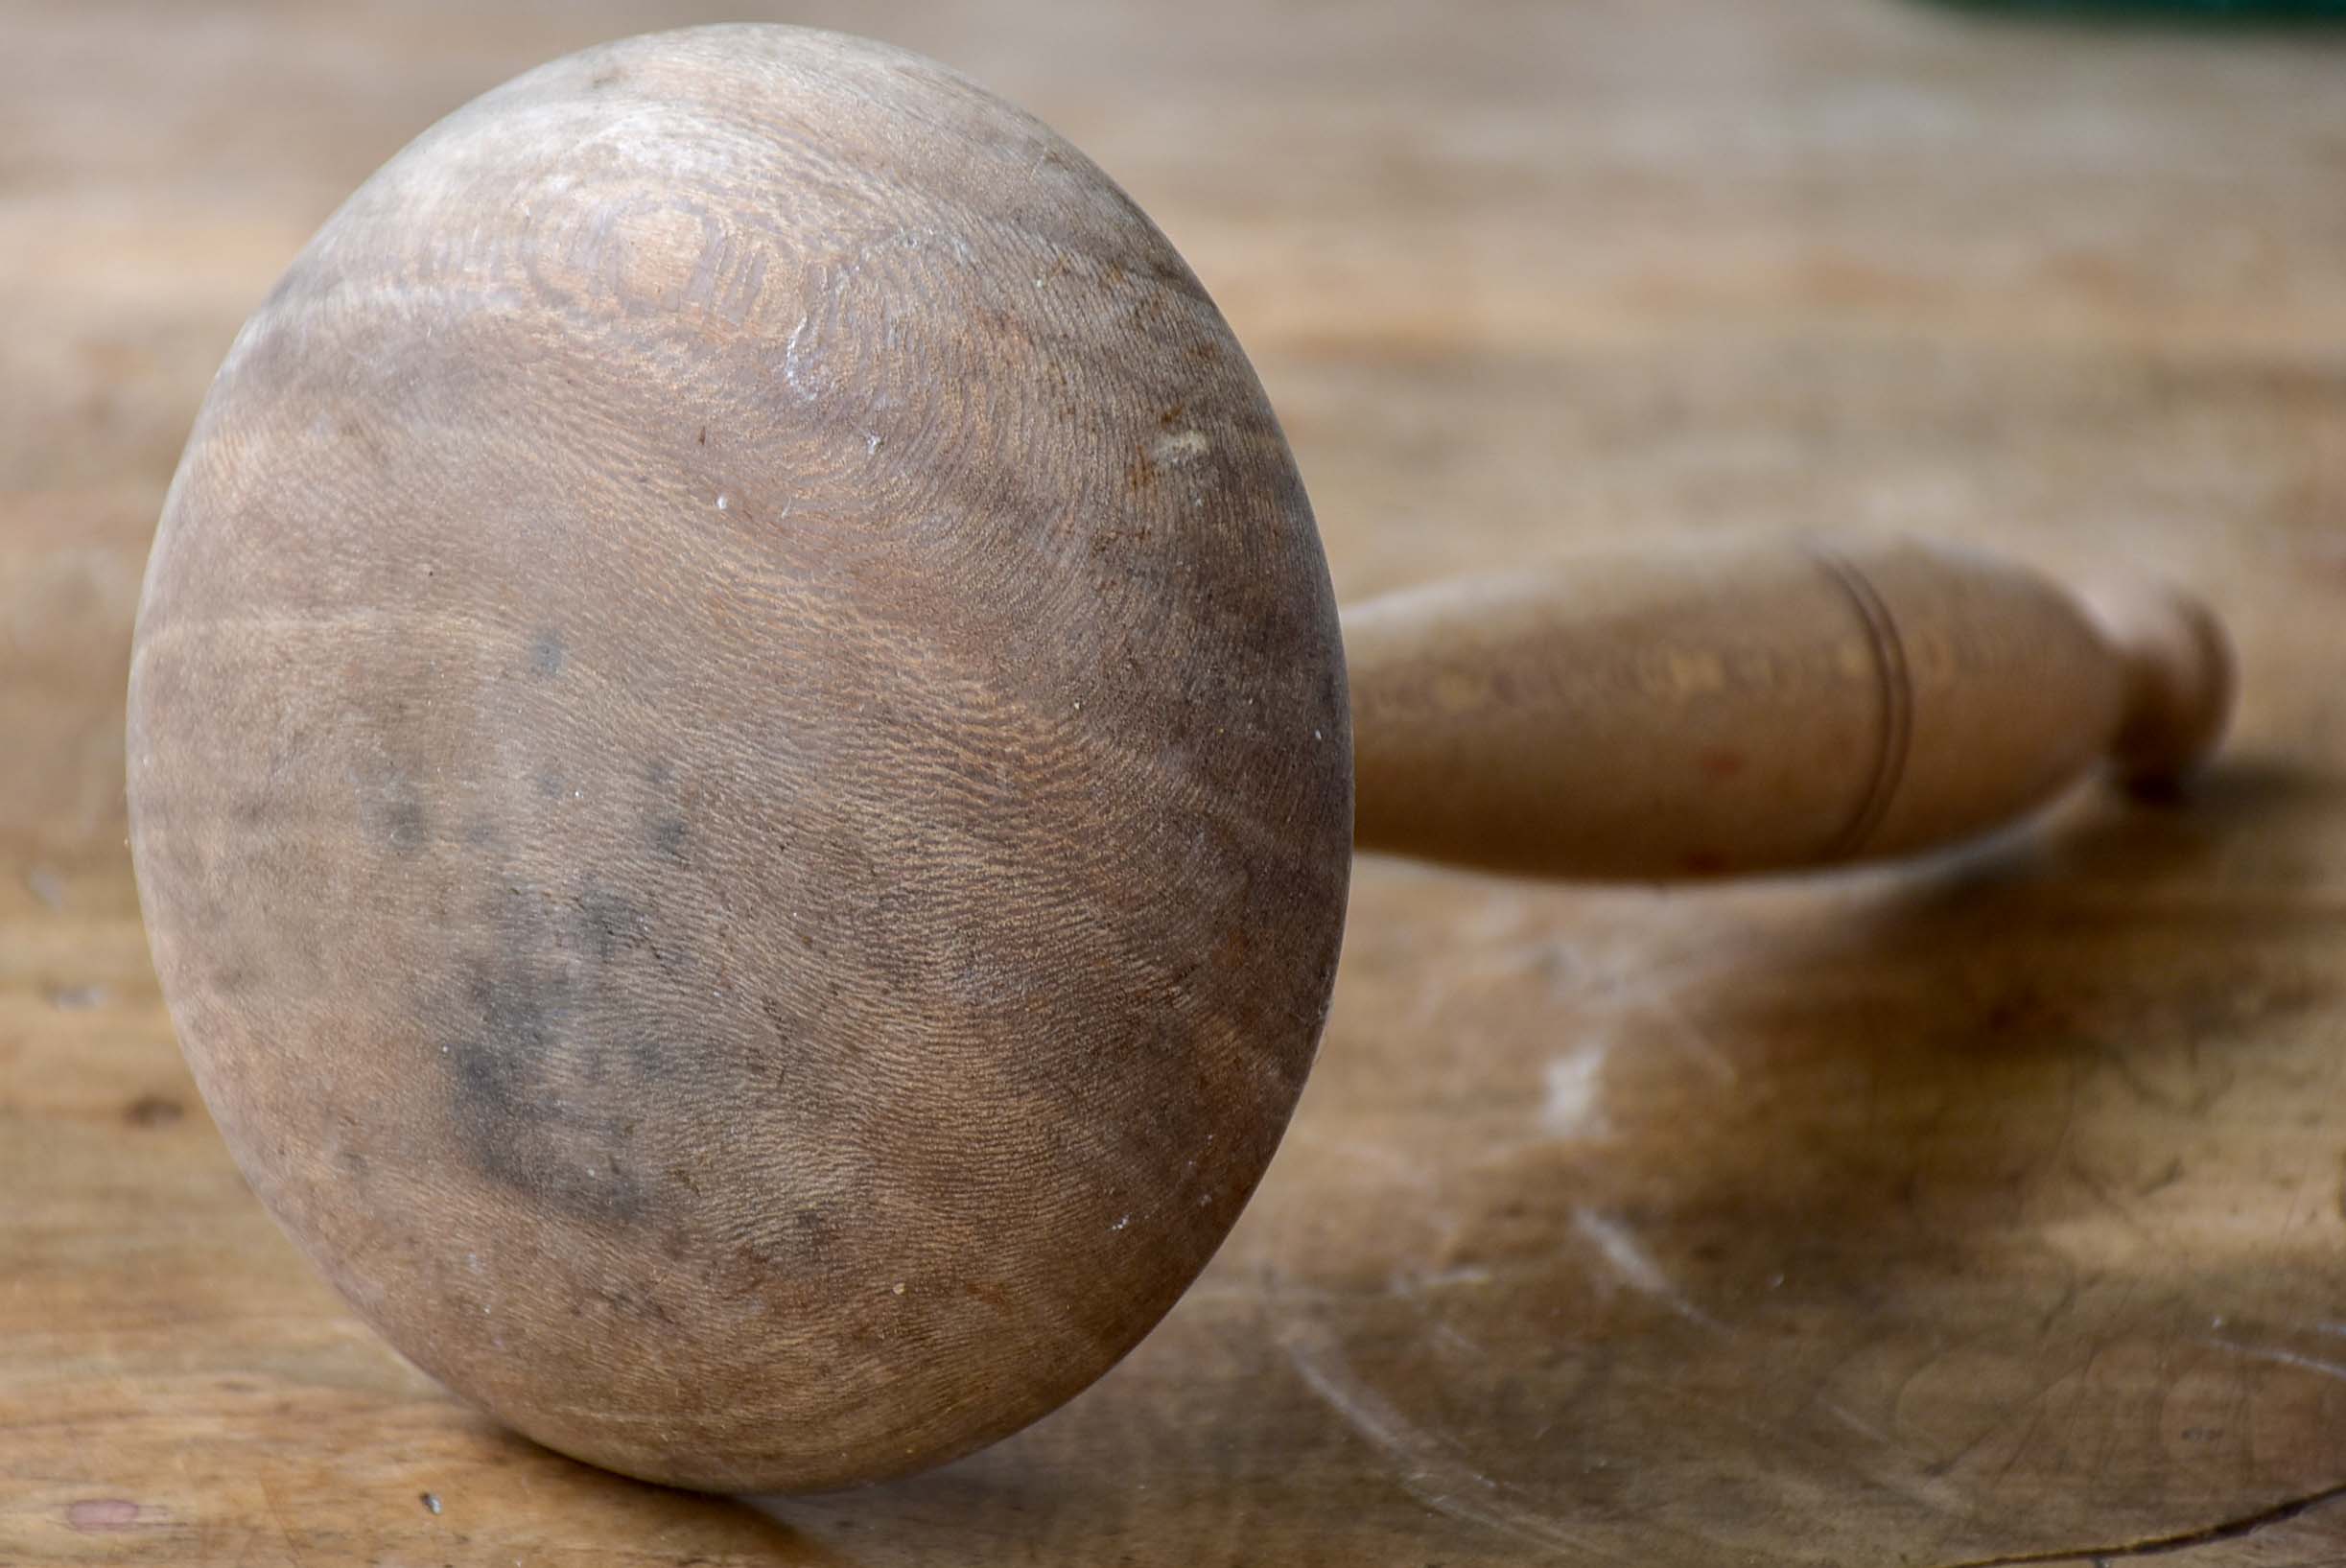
(8, 0, 2346, 909)
(6, 2, 2346, 1564)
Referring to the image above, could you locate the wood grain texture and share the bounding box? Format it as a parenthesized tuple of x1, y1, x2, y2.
(8, 0, 2346, 1562)
(126, 25, 1349, 1492)
(1345, 534, 2230, 878)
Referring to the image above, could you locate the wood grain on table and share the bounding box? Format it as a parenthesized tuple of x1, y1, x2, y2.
(6, 0, 2346, 1562)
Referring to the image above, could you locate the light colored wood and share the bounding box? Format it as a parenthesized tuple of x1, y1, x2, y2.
(7, 0, 2346, 1563)
(1348, 534, 2230, 878)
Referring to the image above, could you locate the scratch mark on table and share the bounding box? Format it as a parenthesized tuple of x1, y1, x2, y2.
(256, 1474, 307, 1567)
(1821, 1397, 1890, 1443)
(2202, 1338, 2346, 1382)
(1572, 1208, 1721, 1329)
(1388, 1264, 1495, 1300)
(1924, 1479, 2346, 1566)
(1282, 1325, 1595, 1556)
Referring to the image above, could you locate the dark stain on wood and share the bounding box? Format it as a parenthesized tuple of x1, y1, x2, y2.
(123, 1095, 184, 1128)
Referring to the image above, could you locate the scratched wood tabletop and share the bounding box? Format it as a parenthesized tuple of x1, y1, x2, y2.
(7, 0, 2346, 1562)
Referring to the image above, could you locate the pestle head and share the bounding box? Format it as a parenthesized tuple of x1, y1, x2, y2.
(127, 24, 1353, 1492)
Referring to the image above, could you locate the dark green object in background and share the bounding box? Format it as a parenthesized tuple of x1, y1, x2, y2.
(1950, 0, 2346, 16)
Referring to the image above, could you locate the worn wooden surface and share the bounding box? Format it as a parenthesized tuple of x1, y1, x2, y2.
(124, 23, 1358, 1496)
(5, 0, 2346, 1562)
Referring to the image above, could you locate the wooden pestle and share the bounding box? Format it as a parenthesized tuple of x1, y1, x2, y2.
(126, 24, 2239, 1498)
(1347, 536, 2232, 879)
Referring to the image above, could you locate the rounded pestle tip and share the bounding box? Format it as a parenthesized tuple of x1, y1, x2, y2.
(2076, 574, 2236, 786)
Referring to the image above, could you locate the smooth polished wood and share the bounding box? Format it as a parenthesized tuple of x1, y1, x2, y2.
(1349, 535, 2229, 878)
(7, 0, 2346, 1562)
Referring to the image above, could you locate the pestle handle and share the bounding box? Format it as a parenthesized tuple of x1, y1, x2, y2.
(1343, 535, 2234, 880)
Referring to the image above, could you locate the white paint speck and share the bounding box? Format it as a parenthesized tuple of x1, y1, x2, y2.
(1112, 1214, 1130, 1231)
(783, 316, 813, 396)
(1151, 430, 1209, 466)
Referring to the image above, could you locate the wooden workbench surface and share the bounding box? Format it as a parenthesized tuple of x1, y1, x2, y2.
(7, 1, 2346, 1562)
